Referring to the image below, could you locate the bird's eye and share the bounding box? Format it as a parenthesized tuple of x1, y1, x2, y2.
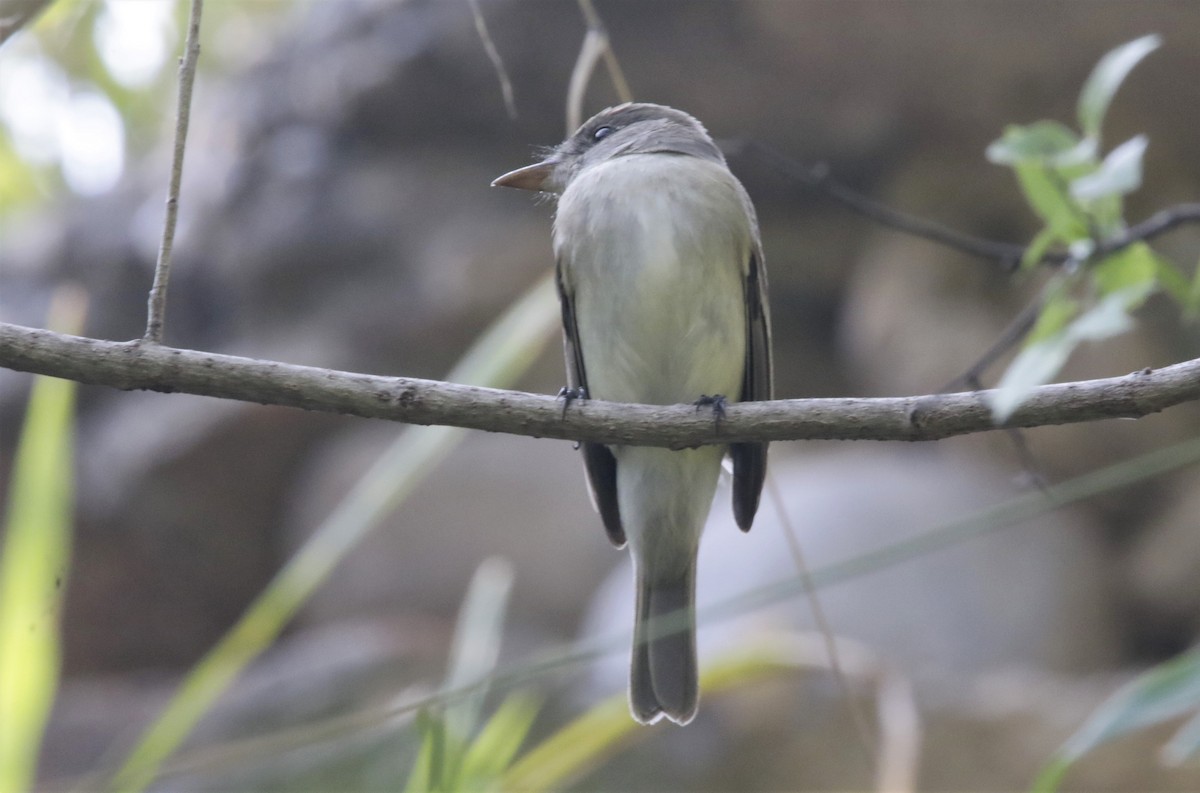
(592, 126, 614, 141)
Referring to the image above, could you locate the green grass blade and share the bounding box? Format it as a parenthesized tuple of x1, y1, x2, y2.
(1034, 647, 1200, 788)
(500, 644, 833, 792)
(92, 433, 1200, 784)
(443, 557, 515, 744)
(108, 273, 558, 792)
(460, 693, 540, 785)
(0, 288, 86, 793)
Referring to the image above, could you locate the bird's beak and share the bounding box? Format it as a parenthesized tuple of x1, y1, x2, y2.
(491, 160, 557, 192)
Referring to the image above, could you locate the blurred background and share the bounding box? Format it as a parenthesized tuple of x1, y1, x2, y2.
(2, 0, 1200, 789)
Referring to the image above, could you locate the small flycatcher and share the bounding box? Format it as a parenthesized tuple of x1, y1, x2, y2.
(493, 103, 772, 725)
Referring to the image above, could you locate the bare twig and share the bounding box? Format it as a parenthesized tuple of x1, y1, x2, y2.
(1102, 202, 1200, 256)
(467, 0, 517, 119)
(939, 299, 1044, 394)
(567, 0, 633, 133)
(728, 140, 1029, 268)
(730, 140, 1200, 272)
(577, 0, 632, 103)
(0, 0, 52, 48)
(3, 322, 1198, 447)
(143, 0, 204, 344)
(565, 23, 605, 134)
(939, 296, 1051, 488)
(766, 474, 878, 768)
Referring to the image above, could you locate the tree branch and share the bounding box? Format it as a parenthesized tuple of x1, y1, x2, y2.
(729, 140, 1200, 272)
(2, 322, 1197, 447)
(143, 0, 204, 344)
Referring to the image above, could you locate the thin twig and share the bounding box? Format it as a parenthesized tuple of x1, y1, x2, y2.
(3, 322, 1199, 447)
(939, 299, 1044, 394)
(565, 24, 605, 134)
(567, 0, 633, 133)
(577, 0, 632, 103)
(766, 474, 878, 767)
(939, 294, 1051, 488)
(729, 140, 1200, 272)
(467, 0, 517, 119)
(143, 0, 204, 344)
(1100, 202, 1200, 256)
(728, 139, 1029, 268)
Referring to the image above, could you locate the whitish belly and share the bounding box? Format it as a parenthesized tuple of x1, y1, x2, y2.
(556, 155, 750, 405)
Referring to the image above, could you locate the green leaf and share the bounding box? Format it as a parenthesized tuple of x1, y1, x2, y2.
(461, 694, 541, 785)
(443, 558, 515, 746)
(1020, 226, 1061, 270)
(990, 284, 1149, 421)
(0, 289, 85, 793)
(1077, 34, 1162, 139)
(406, 710, 452, 793)
(1091, 242, 1159, 297)
(1014, 162, 1089, 241)
(1150, 253, 1192, 306)
(1070, 135, 1148, 201)
(986, 121, 1094, 167)
(1027, 288, 1079, 343)
(990, 333, 1077, 423)
(1189, 255, 1200, 317)
(1043, 649, 1200, 777)
(987, 122, 1103, 243)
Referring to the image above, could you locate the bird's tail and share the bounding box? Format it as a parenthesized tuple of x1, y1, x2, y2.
(630, 563, 698, 725)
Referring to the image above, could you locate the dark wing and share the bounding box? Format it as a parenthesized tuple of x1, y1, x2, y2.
(557, 261, 626, 548)
(730, 248, 772, 532)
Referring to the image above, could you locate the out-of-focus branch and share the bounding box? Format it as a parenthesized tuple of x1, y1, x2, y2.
(566, 0, 633, 133)
(730, 140, 1200, 272)
(0, 0, 52, 48)
(3, 322, 1198, 447)
(467, 0, 517, 119)
(143, 0, 204, 344)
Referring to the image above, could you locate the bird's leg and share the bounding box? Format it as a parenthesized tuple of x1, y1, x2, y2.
(557, 386, 588, 416)
(694, 394, 727, 430)
(557, 386, 588, 449)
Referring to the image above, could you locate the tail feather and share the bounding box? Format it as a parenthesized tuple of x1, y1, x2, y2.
(630, 566, 698, 725)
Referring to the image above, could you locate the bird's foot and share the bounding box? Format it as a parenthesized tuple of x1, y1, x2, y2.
(694, 394, 727, 428)
(557, 386, 588, 414)
(557, 386, 588, 422)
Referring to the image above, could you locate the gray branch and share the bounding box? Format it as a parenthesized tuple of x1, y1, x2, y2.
(143, 0, 204, 344)
(2, 322, 1198, 447)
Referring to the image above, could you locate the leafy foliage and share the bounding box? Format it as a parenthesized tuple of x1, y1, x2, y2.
(0, 0, 291, 213)
(986, 34, 1200, 421)
(1034, 648, 1200, 791)
(402, 559, 543, 793)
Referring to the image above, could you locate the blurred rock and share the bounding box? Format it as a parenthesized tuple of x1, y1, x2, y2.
(582, 446, 1120, 705)
(281, 413, 620, 636)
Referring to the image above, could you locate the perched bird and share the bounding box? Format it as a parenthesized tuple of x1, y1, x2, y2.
(493, 103, 772, 725)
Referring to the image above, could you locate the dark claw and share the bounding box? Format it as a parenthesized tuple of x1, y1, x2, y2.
(557, 386, 588, 420)
(694, 394, 727, 427)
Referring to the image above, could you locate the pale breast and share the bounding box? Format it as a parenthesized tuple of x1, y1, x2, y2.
(554, 154, 752, 405)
